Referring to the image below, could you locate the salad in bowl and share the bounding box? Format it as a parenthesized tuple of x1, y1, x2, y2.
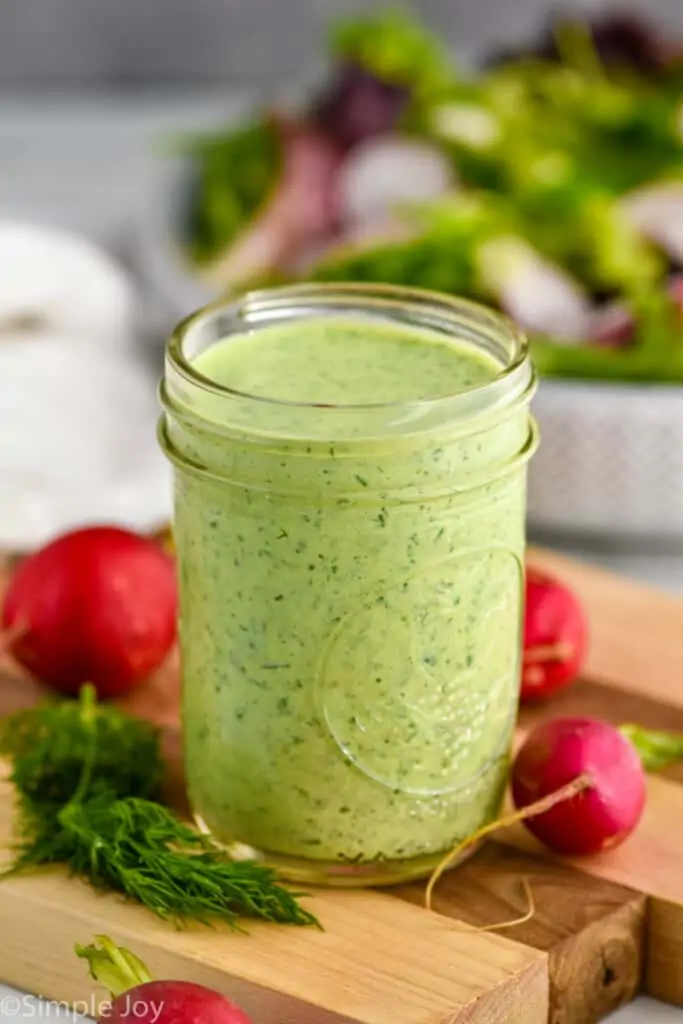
(144, 9, 683, 538)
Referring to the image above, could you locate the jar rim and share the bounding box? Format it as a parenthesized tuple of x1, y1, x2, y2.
(166, 283, 533, 416)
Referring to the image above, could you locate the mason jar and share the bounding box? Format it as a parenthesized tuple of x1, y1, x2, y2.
(159, 283, 537, 887)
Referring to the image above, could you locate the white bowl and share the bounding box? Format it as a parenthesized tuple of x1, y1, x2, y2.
(0, 336, 172, 552)
(529, 379, 683, 540)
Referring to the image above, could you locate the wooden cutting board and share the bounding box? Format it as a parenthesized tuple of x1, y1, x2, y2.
(1, 547, 683, 1024)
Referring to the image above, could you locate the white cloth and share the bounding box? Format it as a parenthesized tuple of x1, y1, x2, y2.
(0, 222, 171, 550)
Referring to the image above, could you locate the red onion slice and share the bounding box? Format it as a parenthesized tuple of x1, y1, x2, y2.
(589, 302, 636, 348)
(203, 116, 341, 291)
(620, 183, 683, 265)
(477, 237, 594, 342)
(338, 136, 455, 226)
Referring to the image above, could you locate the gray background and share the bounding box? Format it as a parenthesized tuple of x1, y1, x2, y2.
(1, 0, 683, 90)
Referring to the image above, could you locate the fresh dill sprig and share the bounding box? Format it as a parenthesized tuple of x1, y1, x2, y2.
(0, 686, 163, 814)
(12, 795, 317, 929)
(0, 687, 318, 931)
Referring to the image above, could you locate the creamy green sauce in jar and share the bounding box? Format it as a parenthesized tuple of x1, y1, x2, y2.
(161, 289, 536, 885)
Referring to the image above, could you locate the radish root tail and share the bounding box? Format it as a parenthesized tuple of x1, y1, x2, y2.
(476, 877, 535, 933)
(425, 772, 593, 910)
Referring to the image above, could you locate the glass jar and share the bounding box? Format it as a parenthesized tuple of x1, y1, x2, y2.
(159, 284, 537, 887)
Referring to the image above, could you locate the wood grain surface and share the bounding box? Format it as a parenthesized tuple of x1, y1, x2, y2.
(1, 547, 683, 1022)
(0, 766, 550, 1024)
(397, 845, 645, 1024)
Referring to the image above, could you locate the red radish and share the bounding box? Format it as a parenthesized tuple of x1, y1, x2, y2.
(101, 981, 252, 1024)
(2, 525, 177, 699)
(521, 567, 588, 703)
(512, 717, 646, 855)
(77, 935, 253, 1023)
(425, 714, 648, 907)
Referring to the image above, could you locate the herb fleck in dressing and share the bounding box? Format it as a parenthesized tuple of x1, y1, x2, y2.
(171, 314, 532, 880)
